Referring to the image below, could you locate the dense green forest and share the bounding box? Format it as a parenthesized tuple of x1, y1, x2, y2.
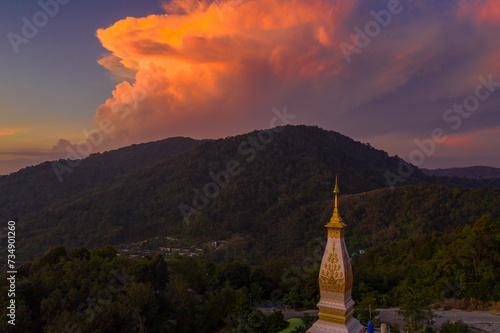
(1, 246, 307, 332)
(5, 125, 499, 261)
(14, 180, 500, 267)
(1, 213, 497, 332)
(10, 125, 425, 260)
(0, 136, 200, 220)
(353, 214, 500, 307)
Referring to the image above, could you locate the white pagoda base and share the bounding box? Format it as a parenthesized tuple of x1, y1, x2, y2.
(307, 299, 364, 333)
(308, 318, 364, 333)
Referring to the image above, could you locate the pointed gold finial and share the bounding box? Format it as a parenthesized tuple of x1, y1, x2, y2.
(334, 175, 339, 209)
(327, 175, 345, 227)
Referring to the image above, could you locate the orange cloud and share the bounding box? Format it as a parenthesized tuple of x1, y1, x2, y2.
(97, 54, 137, 81)
(0, 129, 18, 136)
(0, 128, 25, 136)
(362, 126, 500, 169)
(50, 0, 499, 169)
(443, 133, 478, 148)
(457, 0, 500, 25)
(443, 127, 500, 150)
(89, 0, 356, 149)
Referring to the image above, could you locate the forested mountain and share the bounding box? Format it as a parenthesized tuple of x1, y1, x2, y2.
(422, 166, 500, 179)
(4, 125, 496, 263)
(340, 185, 500, 252)
(11, 125, 430, 260)
(0, 137, 200, 220)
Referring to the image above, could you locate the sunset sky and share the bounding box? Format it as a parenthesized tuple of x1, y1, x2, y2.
(1, 0, 499, 175)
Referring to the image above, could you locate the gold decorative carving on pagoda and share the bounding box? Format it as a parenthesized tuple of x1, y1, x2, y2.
(319, 242, 346, 292)
(317, 306, 346, 316)
(328, 228, 344, 238)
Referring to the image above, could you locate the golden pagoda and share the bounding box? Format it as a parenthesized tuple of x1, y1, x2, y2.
(308, 177, 365, 333)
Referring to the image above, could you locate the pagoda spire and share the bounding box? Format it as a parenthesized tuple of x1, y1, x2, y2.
(328, 176, 345, 227)
(308, 176, 364, 333)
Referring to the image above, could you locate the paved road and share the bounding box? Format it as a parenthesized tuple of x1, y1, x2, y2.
(378, 308, 500, 333)
(260, 307, 319, 321)
(262, 307, 500, 332)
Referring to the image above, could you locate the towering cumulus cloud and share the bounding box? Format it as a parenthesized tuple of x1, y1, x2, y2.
(56, 0, 500, 168)
(90, 0, 355, 150)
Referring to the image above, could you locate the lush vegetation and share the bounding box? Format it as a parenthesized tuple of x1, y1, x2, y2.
(2, 210, 498, 333)
(0, 136, 200, 221)
(0, 246, 316, 332)
(17, 182, 500, 268)
(9, 126, 500, 262)
(12, 126, 421, 256)
(353, 214, 500, 307)
(440, 320, 471, 333)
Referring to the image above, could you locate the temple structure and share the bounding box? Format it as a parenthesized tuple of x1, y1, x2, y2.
(308, 177, 365, 333)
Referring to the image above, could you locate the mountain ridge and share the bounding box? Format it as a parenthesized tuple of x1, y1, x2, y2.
(0, 136, 201, 220)
(1, 125, 499, 262)
(422, 166, 500, 179)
